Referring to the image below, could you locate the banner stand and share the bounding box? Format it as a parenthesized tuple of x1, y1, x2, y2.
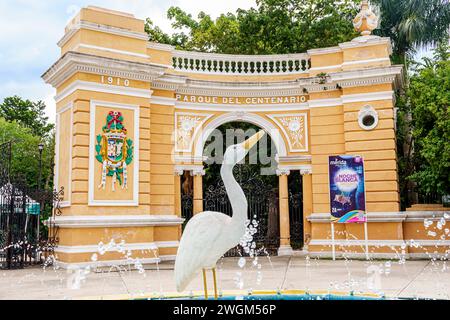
(331, 222, 336, 261)
(364, 221, 369, 260)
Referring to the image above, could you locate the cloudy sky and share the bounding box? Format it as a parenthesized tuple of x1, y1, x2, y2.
(0, 0, 256, 123)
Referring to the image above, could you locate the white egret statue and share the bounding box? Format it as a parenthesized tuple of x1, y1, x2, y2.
(174, 130, 266, 299)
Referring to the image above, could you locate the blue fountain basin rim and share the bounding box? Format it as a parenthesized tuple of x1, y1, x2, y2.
(138, 290, 387, 300)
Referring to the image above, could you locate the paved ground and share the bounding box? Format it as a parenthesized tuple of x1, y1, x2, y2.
(0, 256, 449, 300)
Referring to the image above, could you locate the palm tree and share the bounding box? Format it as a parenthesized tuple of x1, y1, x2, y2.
(373, 0, 450, 64)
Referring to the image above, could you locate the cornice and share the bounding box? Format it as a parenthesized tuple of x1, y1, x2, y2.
(177, 79, 304, 97)
(42, 51, 167, 88)
(151, 73, 187, 91)
(147, 42, 175, 52)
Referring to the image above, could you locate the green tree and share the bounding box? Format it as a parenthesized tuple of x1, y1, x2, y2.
(0, 118, 54, 190)
(145, 0, 360, 54)
(407, 51, 450, 197)
(0, 96, 54, 137)
(372, 0, 450, 64)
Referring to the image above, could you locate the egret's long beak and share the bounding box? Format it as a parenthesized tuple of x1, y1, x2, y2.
(242, 130, 266, 151)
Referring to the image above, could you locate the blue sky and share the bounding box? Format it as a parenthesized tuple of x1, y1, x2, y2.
(0, 0, 255, 123)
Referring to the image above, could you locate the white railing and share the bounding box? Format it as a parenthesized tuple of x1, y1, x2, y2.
(172, 50, 310, 75)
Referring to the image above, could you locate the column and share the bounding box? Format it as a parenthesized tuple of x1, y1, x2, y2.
(174, 169, 183, 217)
(277, 169, 293, 256)
(301, 168, 313, 250)
(174, 168, 183, 239)
(191, 168, 205, 214)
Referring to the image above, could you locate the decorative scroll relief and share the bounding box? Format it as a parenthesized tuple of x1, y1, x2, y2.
(175, 112, 212, 153)
(268, 113, 308, 153)
(95, 111, 134, 192)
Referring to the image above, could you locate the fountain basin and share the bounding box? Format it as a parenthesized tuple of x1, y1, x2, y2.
(138, 290, 387, 300)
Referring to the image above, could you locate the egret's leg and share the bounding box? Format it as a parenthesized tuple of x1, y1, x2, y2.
(202, 269, 208, 300)
(212, 268, 218, 300)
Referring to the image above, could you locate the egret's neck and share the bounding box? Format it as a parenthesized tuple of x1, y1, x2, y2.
(221, 163, 247, 226)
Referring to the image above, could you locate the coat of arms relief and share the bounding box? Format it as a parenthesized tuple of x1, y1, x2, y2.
(95, 111, 134, 191)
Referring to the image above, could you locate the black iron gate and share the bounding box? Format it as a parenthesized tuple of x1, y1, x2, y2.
(203, 165, 280, 256)
(0, 141, 62, 269)
(180, 166, 305, 256)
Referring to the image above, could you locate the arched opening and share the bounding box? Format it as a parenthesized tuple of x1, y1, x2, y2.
(202, 121, 279, 256)
(180, 119, 304, 255)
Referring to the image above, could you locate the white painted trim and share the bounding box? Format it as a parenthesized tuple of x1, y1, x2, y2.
(155, 241, 180, 248)
(54, 242, 159, 254)
(310, 239, 450, 247)
(309, 65, 342, 72)
(55, 80, 152, 103)
(88, 101, 140, 206)
(51, 215, 184, 228)
(405, 211, 450, 222)
(338, 37, 391, 50)
(174, 164, 205, 173)
(174, 155, 207, 164)
(276, 155, 312, 163)
(342, 57, 390, 66)
(175, 112, 214, 153)
(267, 113, 309, 153)
(151, 96, 177, 106)
(193, 112, 288, 158)
(54, 102, 73, 208)
(277, 164, 312, 173)
(310, 239, 406, 246)
(147, 42, 175, 51)
(159, 254, 177, 261)
(308, 251, 406, 260)
(341, 91, 395, 104)
(75, 43, 150, 59)
(175, 101, 309, 112)
(43, 52, 166, 88)
(55, 257, 161, 270)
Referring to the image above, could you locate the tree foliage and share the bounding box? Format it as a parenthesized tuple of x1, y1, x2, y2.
(145, 0, 360, 54)
(0, 96, 54, 137)
(372, 0, 450, 63)
(0, 118, 54, 190)
(407, 46, 450, 196)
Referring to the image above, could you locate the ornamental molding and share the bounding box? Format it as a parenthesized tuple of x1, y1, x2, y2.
(151, 74, 187, 91)
(276, 168, 291, 176)
(175, 112, 213, 153)
(300, 65, 403, 93)
(58, 20, 149, 48)
(276, 155, 312, 163)
(176, 79, 304, 98)
(55, 80, 152, 103)
(174, 164, 205, 174)
(42, 52, 166, 88)
(191, 168, 206, 176)
(268, 113, 309, 153)
(150, 96, 177, 106)
(147, 42, 175, 52)
(277, 164, 312, 174)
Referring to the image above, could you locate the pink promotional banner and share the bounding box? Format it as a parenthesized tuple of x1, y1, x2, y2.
(328, 155, 367, 223)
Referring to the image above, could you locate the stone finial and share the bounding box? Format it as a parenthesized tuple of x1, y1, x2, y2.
(353, 0, 379, 36)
